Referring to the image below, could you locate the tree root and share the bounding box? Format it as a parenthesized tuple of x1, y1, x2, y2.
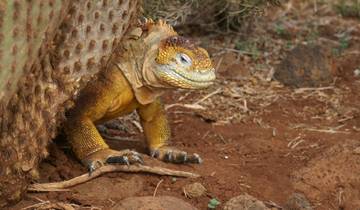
(28, 164, 200, 192)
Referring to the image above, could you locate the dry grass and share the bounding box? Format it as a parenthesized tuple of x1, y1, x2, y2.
(143, 0, 280, 32)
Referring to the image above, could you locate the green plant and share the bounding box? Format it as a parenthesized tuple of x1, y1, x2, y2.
(335, 0, 360, 19)
(306, 28, 319, 44)
(285, 40, 293, 50)
(274, 23, 290, 38)
(208, 198, 221, 209)
(235, 40, 261, 59)
(332, 32, 351, 56)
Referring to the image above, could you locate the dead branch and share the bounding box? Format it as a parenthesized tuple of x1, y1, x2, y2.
(294, 86, 334, 94)
(304, 128, 350, 134)
(28, 165, 200, 192)
(165, 103, 206, 110)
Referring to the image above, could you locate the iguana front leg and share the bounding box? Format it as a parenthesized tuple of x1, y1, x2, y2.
(64, 76, 143, 172)
(137, 99, 202, 164)
(65, 116, 143, 172)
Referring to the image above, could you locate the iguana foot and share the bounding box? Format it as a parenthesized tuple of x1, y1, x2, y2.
(83, 148, 144, 174)
(150, 146, 202, 164)
(97, 121, 127, 135)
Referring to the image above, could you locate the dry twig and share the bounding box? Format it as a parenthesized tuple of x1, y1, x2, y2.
(165, 88, 222, 111)
(193, 88, 222, 105)
(22, 202, 76, 210)
(132, 120, 143, 133)
(28, 165, 199, 192)
(22, 201, 50, 210)
(294, 86, 334, 94)
(165, 103, 206, 110)
(153, 179, 164, 197)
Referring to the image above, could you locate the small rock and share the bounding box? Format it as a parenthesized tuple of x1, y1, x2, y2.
(73, 176, 143, 201)
(284, 193, 313, 210)
(354, 69, 360, 77)
(353, 147, 360, 154)
(223, 194, 269, 210)
(222, 63, 251, 80)
(183, 182, 207, 198)
(111, 196, 198, 210)
(274, 44, 334, 87)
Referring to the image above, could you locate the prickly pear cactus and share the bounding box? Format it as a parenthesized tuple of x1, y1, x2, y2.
(0, 1, 70, 206)
(0, 0, 140, 207)
(0, 0, 71, 108)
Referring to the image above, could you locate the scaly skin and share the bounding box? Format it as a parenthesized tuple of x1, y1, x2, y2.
(64, 20, 215, 171)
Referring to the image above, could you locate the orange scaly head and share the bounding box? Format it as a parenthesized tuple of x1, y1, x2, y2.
(153, 35, 215, 89)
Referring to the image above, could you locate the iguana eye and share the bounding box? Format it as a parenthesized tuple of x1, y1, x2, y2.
(179, 53, 192, 65)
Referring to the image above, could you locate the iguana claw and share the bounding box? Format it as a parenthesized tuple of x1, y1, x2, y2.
(106, 156, 130, 165)
(84, 149, 144, 174)
(189, 153, 202, 164)
(88, 160, 102, 175)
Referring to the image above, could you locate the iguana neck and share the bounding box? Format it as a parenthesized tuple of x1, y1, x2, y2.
(113, 25, 177, 104)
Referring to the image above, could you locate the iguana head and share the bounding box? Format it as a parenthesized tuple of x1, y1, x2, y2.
(154, 35, 215, 89)
(141, 20, 216, 89)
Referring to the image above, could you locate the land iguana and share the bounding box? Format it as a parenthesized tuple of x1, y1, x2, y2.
(64, 19, 215, 171)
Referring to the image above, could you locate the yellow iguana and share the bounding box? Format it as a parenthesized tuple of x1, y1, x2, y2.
(64, 19, 215, 171)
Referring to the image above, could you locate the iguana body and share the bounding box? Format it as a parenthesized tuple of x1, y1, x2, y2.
(65, 20, 215, 170)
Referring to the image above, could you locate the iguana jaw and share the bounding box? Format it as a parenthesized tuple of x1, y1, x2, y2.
(154, 65, 215, 89)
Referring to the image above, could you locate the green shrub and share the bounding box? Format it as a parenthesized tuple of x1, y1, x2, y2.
(335, 0, 360, 18)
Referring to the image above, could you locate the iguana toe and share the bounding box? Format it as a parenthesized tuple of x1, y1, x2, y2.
(83, 149, 144, 174)
(106, 152, 144, 165)
(106, 156, 130, 165)
(150, 146, 202, 164)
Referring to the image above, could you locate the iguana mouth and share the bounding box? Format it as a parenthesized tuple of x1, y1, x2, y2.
(155, 66, 216, 89)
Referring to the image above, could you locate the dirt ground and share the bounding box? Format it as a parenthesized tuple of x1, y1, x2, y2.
(8, 1, 360, 210)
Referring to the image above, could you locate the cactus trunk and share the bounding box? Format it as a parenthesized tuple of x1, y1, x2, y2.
(0, 0, 139, 207)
